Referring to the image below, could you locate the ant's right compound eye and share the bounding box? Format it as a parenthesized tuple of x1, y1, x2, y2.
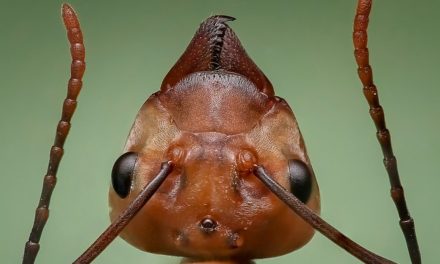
(111, 152, 138, 198)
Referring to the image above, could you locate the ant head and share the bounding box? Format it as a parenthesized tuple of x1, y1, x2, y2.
(108, 94, 320, 259)
(108, 15, 320, 260)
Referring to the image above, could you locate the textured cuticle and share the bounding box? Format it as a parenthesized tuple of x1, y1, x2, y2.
(237, 149, 257, 172)
(168, 146, 186, 166)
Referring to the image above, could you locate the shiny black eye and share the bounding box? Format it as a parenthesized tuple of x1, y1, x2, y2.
(288, 159, 312, 203)
(111, 152, 138, 198)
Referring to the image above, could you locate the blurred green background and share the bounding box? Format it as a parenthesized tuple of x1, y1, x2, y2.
(1, 0, 438, 263)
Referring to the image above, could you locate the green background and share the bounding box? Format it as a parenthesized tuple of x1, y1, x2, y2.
(1, 0, 438, 263)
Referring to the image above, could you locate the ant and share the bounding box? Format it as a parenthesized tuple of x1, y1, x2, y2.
(21, 1, 423, 263)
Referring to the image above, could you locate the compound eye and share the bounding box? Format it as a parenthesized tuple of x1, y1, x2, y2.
(288, 159, 312, 203)
(111, 152, 138, 198)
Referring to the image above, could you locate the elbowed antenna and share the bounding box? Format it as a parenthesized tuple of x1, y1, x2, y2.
(353, 1, 421, 263)
(22, 4, 85, 264)
(258, 1, 422, 263)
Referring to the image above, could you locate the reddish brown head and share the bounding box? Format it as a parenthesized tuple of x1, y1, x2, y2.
(109, 16, 320, 262)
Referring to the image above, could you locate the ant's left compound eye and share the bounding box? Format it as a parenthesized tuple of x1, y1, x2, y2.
(111, 152, 138, 198)
(288, 159, 312, 204)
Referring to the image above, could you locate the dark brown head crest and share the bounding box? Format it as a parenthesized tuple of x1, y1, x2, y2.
(160, 15, 274, 96)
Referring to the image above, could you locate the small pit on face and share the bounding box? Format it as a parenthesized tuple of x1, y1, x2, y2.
(175, 230, 189, 246)
(199, 217, 217, 233)
(228, 232, 244, 249)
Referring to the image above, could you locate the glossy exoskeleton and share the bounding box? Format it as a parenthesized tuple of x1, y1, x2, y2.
(23, 1, 421, 264)
(109, 14, 320, 260)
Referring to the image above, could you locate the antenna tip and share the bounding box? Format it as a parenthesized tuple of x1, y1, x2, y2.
(61, 3, 75, 18)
